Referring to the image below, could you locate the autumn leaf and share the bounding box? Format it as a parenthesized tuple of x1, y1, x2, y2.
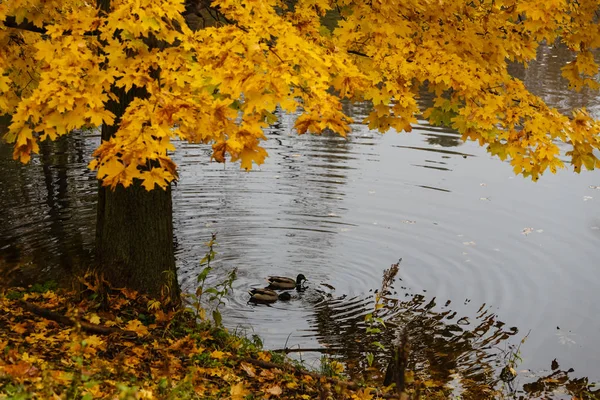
(266, 385, 283, 396)
(4, 0, 600, 187)
(352, 388, 374, 400)
(87, 314, 101, 325)
(240, 362, 256, 377)
(13, 323, 28, 334)
(257, 351, 271, 362)
(286, 381, 298, 389)
(2, 361, 38, 379)
(83, 335, 104, 349)
(125, 320, 149, 337)
(140, 168, 172, 191)
(230, 382, 250, 400)
(210, 350, 226, 360)
(330, 360, 344, 375)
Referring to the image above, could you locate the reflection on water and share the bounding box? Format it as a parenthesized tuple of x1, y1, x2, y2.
(306, 278, 599, 399)
(1, 44, 600, 395)
(509, 45, 600, 116)
(0, 133, 97, 285)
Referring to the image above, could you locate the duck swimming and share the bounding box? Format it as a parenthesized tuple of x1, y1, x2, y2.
(248, 288, 292, 304)
(267, 274, 307, 290)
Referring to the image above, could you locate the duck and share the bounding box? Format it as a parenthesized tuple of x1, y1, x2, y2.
(267, 274, 307, 290)
(248, 288, 292, 304)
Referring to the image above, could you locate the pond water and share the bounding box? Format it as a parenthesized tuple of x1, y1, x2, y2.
(1, 45, 600, 396)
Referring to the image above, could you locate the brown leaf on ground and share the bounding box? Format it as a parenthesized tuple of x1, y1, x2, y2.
(240, 362, 256, 377)
(266, 385, 283, 396)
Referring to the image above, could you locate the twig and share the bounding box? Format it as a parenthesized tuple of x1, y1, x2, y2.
(347, 49, 369, 57)
(19, 301, 137, 338)
(272, 347, 344, 354)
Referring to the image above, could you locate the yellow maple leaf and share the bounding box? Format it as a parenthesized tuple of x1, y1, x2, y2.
(239, 147, 268, 170)
(83, 335, 104, 349)
(210, 350, 227, 360)
(13, 322, 28, 334)
(286, 381, 298, 389)
(125, 320, 149, 337)
(352, 388, 375, 400)
(230, 382, 249, 400)
(139, 389, 154, 399)
(140, 167, 172, 191)
(330, 360, 344, 374)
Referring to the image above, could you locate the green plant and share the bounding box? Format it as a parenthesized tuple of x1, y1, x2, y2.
(187, 233, 237, 327)
(363, 260, 401, 366)
(500, 331, 530, 383)
(319, 356, 345, 378)
(30, 281, 58, 293)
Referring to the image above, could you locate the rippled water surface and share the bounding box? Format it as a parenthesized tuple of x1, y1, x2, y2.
(1, 45, 600, 393)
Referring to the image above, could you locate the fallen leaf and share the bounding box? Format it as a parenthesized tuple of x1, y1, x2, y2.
(125, 320, 149, 336)
(521, 227, 533, 235)
(266, 385, 282, 396)
(330, 360, 344, 374)
(352, 388, 374, 400)
(286, 381, 298, 389)
(230, 382, 249, 400)
(260, 368, 276, 380)
(210, 350, 226, 360)
(88, 314, 101, 325)
(240, 362, 256, 377)
(84, 335, 104, 349)
(13, 322, 28, 334)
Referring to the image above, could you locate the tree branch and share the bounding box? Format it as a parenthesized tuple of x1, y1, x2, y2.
(19, 301, 138, 338)
(348, 49, 369, 57)
(2, 16, 99, 37)
(3, 16, 47, 34)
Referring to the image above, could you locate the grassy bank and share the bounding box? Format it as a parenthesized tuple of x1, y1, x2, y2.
(0, 282, 398, 399)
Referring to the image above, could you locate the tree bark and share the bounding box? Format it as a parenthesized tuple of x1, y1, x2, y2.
(95, 177, 179, 302)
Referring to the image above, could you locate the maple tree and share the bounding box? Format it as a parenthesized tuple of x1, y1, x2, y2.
(2, 0, 600, 297)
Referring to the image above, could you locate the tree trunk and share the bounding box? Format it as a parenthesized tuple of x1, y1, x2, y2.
(95, 87, 180, 304)
(92, 0, 179, 303)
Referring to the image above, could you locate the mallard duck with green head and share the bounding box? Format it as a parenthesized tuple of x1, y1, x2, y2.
(267, 274, 307, 290)
(248, 288, 292, 304)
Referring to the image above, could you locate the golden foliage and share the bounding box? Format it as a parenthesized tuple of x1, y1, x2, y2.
(2, 0, 600, 184)
(0, 288, 388, 399)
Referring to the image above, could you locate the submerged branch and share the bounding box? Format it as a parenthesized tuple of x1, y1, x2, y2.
(271, 347, 344, 354)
